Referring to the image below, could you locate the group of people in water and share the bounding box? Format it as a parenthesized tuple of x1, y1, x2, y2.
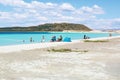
(26, 35, 88, 43)
(27, 35, 63, 43)
(83, 35, 90, 39)
(50, 35, 63, 42)
(23, 33, 112, 43)
(28, 34, 89, 43)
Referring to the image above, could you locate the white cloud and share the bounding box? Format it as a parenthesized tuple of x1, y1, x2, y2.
(0, 0, 29, 8)
(0, 1, 119, 29)
(0, 0, 14, 5)
(60, 3, 75, 11)
(0, 12, 10, 19)
(93, 5, 104, 14)
(81, 5, 104, 14)
(82, 18, 120, 29)
(31, 1, 58, 10)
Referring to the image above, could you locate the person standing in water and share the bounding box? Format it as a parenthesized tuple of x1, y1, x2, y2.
(109, 33, 112, 37)
(30, 37, 33, 42)
(41, 35, 45, 42)
(83, 35, 87, 39)
(23, 40, 25, 42)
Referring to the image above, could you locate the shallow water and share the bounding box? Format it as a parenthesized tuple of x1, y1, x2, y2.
(0, 32, 119, 46)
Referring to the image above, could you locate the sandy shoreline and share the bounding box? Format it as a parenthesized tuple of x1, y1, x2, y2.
(0, 36, 120, 53)
(0, 42, 69, 53)
(0, 36, 120, 80)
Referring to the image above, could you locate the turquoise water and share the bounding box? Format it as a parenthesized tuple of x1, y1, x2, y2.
(0, 32, 119, 46)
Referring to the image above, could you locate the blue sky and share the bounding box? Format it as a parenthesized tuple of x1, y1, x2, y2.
(0, 0, 120, 29)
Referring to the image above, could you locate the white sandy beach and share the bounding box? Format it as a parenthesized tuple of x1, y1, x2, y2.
(0, 36, 120, 53)
(0, 36, 120, 80)
(0, 0, 120, 79)
(0, 42, 69, 53)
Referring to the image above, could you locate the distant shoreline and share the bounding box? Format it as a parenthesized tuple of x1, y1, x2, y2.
(0, 30, 119, 33)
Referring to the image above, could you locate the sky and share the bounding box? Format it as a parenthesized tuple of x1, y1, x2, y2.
(0, 0, 120, 29)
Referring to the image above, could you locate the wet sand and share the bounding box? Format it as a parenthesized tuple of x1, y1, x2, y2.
(0, 38, 120, 80)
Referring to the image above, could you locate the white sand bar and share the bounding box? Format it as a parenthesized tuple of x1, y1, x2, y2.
(0, 36, 120, 53)
(0, 42, 69, 53)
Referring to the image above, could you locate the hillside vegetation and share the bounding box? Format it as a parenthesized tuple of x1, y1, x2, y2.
(0, 23, 91, 31)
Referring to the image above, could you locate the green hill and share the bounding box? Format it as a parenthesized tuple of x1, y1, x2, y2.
(0, 23, 91, 31)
